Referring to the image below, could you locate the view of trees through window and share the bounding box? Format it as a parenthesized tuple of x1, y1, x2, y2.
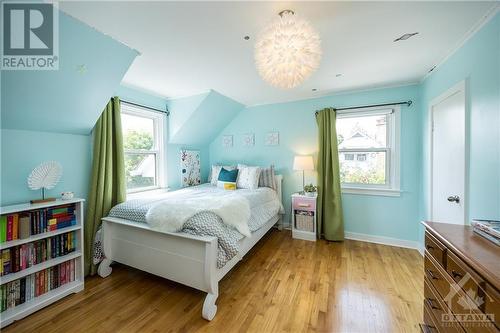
(336, 114, 389, 185)
(122, 112, 157, 190)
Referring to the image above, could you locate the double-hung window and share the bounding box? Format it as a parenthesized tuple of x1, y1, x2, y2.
(336, 106, 401, 196)
(121, 102, 165, 193)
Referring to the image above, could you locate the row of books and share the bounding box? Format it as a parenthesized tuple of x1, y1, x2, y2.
(0, 259, 76, 312)
(471, 219, 500, 246)
(0, 231, 77, 276)
(0, 204, 76, 243)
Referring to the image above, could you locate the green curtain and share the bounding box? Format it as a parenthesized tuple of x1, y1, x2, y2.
(316, 108, 344, 241)
(84, 97, 126, 276)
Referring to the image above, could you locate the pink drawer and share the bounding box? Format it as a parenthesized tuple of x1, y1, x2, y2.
(292, 197, 316, 211)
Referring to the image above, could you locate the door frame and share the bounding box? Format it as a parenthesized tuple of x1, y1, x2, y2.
(427, 80, 469, 224)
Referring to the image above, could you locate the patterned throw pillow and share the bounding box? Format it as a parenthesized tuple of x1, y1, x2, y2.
(217, 168, 239, 190)
(210, 165, 236, 185)
(236, 164, 261, 190)
(259, 165, 276, 190)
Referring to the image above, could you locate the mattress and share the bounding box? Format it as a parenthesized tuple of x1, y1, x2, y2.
(108, 184, 281, 267)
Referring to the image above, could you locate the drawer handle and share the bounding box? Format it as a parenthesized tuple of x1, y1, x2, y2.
(425, 298, 440, 310)
(298, 203, 311, 207)
(426, 269, 438, 280)
(426, 245, 434, 250)
(451, 270, 462, 280)
(419, 323, 435, 333)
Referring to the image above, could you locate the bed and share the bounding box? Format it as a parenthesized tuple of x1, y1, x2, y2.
(97, 175, 283, 320)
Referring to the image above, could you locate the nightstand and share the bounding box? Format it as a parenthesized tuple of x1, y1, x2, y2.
(291, 193, 317, 241)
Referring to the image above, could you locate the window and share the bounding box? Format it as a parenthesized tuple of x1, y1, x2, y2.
(336, 106, 400, 196)
(344, 153, 354, 161)
(121, 103, 165, 193)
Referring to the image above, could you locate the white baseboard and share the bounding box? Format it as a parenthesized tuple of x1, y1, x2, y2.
(345, 231, 421, 252)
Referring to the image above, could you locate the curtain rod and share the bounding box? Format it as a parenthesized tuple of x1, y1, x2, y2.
(121, 100, 170, 116)
(315, 100, 412, 116)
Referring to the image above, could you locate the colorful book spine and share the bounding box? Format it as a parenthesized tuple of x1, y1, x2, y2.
(0, 231, 76, 277)
(0, 215, 6, 243)
(6, 215, 13, 241)
(0, 259, 77, 312)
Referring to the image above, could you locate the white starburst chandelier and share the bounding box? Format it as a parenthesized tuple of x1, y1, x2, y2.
(254, 10, 322, 89)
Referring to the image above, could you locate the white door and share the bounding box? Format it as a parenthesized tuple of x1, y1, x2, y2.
(430, 82, 466, 224)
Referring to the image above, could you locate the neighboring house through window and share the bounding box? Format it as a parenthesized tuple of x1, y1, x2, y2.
(336, 106, 401, 196)
(121, 102, 166, 193)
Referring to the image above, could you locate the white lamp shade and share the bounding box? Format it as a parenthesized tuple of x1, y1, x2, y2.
(293, 155, 314, 171)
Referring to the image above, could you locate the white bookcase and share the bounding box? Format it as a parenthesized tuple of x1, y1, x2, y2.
(0, 199, 85, 328)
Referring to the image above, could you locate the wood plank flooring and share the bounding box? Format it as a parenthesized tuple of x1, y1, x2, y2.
(3, 230, 423, 333)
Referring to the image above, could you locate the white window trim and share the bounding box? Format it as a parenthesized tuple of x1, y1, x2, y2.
(337, 105, 401, 197)
(121, 103, 166, 194)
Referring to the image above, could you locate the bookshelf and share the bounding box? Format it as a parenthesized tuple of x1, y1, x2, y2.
(0, 199, 85, 328)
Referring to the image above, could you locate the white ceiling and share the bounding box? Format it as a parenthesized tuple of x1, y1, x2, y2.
(59, 1, 497, 106)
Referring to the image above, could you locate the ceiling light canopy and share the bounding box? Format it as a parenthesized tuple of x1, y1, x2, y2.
(254, 10, 321, 89)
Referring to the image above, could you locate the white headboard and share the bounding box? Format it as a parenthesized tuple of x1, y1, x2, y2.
(275, 174, 285, 214)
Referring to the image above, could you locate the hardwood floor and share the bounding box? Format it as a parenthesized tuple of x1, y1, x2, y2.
(3, 230, 423, 333)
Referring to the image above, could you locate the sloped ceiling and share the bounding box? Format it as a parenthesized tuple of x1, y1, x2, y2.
(1, 9, 138, 135)
(168, 90, 243, 145)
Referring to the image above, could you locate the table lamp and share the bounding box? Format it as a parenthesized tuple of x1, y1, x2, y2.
(293, 155, 314, 193)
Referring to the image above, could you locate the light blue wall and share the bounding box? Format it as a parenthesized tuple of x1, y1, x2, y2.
(0, 7, 136, 206)
(210, 85, 422, 242)
(116, 86, 211, 190)
(1, 9, 137, 135)
(0, 129, 91, 205)
(419, 13, 500, 229)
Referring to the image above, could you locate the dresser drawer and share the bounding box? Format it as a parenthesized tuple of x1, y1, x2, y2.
(425, 231, 447, 268)
(483, 283, 500, 330)
(424, 277, 465, 333)
(446, 251, 484, 297)
(446, 282, 499, 333)
(292, 197, 316, 211)
(425, 253, 452, 300)
(422, 302, 440, 333)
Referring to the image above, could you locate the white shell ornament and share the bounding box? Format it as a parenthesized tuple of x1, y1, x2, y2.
(28, 161, 63, 191)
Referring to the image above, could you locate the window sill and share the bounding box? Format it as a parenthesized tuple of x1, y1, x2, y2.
(126, 187, 170, 200)
(341, 187, 401, 197)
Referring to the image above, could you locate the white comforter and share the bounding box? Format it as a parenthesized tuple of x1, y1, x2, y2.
(145, 185, 281, 237)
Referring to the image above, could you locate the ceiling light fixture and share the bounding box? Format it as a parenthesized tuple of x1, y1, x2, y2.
(254, 10, 321, 89)
(394, 32, 419, 42)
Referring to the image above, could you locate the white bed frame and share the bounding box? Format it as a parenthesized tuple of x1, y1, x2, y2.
(98, 175, 283, 321)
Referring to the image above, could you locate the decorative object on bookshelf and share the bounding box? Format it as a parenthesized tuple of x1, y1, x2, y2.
(27, 161, 63, 204)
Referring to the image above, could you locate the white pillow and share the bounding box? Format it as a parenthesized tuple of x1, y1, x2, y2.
(210, 165, 236, 185)
(236, 165, 261, 190)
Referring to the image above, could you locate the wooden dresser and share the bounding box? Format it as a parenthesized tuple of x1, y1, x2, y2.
(421, 221, 500, 333)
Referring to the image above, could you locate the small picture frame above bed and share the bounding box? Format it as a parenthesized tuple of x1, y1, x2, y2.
(265, 131, 279, 146)
(222, 135, 233, 148)
(242, 133, 255, 147)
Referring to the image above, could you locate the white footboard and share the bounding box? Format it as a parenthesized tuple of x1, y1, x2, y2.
(98, 217, 219, 319)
